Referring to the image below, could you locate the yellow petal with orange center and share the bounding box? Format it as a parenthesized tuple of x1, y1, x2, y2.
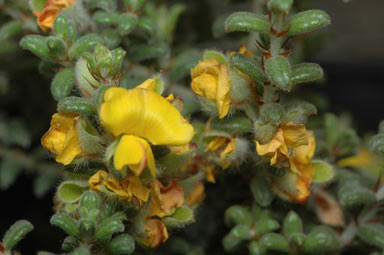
(99, 87, 194, 146)
(114, 135, 155, 177)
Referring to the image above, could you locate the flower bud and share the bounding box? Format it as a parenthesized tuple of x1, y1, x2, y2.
(225, 12, 269, 33)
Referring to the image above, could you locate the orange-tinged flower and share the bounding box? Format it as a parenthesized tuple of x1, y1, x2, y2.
(141, 218, 169, 248)
(256, 121, 308, 168)
(148, 180, 184, 218)
(35, 0, 75, 31)
(191, 59, 231, 119)
(89, 170, 150, 206)
(41, 112, 84, 165)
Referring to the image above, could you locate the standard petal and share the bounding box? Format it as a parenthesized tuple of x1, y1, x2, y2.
(216, 64, 231, 118)
(190, 59, 221, 78)
(191, 73, 218, 100)
(281, 122, 308, 147)
(99, 88, 194, 146)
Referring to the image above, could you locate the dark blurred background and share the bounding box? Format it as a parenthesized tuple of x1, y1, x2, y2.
(0, 0, 383, 253)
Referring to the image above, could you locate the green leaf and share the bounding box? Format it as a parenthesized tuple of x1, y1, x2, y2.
(137, 16, 156, 37)
(53, 16, 69, 41)
(74, 57, 99, 96)
(283, 211, 303, 239)
(225, 205, 253, 227)
(259, 233, 289, 252)
(291, 63, 323, 85)
(130, 43, 169, 62)
(209, 114, 253, 134)
(302, 226, 340, 253)
(203, 49, 227, 65)
(57, 181, 88, 203)
(268, 0, 293, 14)
(225, 12, 269, 33)
(118, 13, 138, 35)
(230, 224, 252, 240)
(33, 171, 59, 198)
(250, 176, 274, 207)
(68, 34, 102, 60)
(2, 220, 33, 250)
(61, 236, 78, 252)
(163, 206, 195, 228)
(159, 150, 194, 175)
(265, 56, 292, 91)
(324, 113, 339, 146)
(285, 102, 317, 124)
(248, 240, 266, 255)
(93, 11, 119, 25)
(0, 159, 22, 190)
(254, 218, 280, 235)
(101, 29, 122, 49)
(260, 103, 285, 125)
(311, 160, 334, 183)
(29, 0, 47, 12)
(80, 191, 100, 212)
(370, 134, 384, 156)
(338, 184, 376, 208)
(358, 224, 384, 248)
(0, 21, 22, 41)
(58, 96, 97, 115)
(20, 35, 50, 59)
(285, 10, 331, 36)
(95, 216, 125, 240)
(107, 234, 135, 255)
(50, 214, 80, 238)
(229, 53, 267, 91)
(222, 232, 242, 252)
(51, 69, 74, 101)
(47, 36, 67, 59)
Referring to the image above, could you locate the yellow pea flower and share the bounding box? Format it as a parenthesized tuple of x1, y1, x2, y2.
(256, 121, 308, 168)
(99, 84, 194, 175)
(89, 170, 150, 206)
(41, 112, 84, 165)
(35, 0, 75, 31)
(289, 131, 316, 203)
(205, 136, 236, 169)
(336, 149, 375, 168)
(148, 179, 184, 218)
(141, 218, 169, 248)
(191, 59, 231, 119)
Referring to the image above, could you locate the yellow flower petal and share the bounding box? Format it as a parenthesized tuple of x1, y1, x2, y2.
(191, 73, 218, 100)
(148, 180, 184, 218)
(88, 170, 109, 191)
(136, 78, 157, 90)
(293, 164, 315, 204)
(336, 149, 375, 168)
(281, 122, 308, 147)
(291, 131, 316, 166)
(190, 59, 231, 119)
(41, 113, 84, 165)
(220, 138, 236, 157)
(205, 164, 216, 183)
(99, 87, 194, 146)
(114, 135, 155, 177)
(125, 175, 150, 205)
(36, 0, 75, 31)
(205, 137, 228, 152)
(104, 178, 130, 199)
(216, 63, 231, 119)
